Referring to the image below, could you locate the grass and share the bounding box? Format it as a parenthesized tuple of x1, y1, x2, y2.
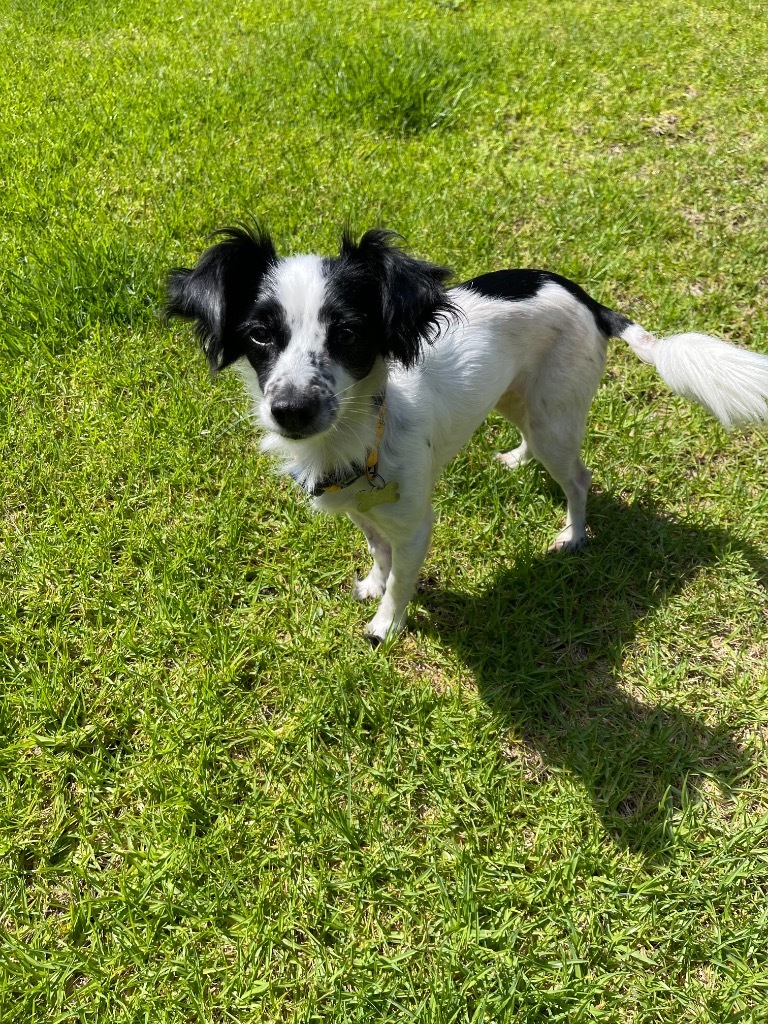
(2, 0, 768, 1020)
(320, 27, 494, 133)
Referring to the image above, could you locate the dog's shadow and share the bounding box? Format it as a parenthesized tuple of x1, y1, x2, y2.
(420, 489, 766, 857)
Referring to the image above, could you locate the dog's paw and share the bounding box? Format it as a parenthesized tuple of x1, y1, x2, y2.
(364, 610, 406, 645)
(547, 528, 587, 553)
(496, 445, 530, 471)
(352, 573, 387, 601)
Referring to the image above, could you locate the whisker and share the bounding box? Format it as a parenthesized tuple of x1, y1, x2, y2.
(334, 380, 370, 398)
(210, 414, 257, 441)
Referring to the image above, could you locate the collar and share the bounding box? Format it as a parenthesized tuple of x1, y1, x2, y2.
(294, 395, 388, 498)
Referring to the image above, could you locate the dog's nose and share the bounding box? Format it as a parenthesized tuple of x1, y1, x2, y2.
(270, 393, 321, 435)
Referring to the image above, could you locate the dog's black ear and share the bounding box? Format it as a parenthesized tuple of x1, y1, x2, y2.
(341, 229, 456, 368)
(166, 226, 277, 372)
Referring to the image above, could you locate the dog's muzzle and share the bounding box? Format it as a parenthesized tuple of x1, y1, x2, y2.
(270, 396, 320, 437)
(268, 384, 335, 439)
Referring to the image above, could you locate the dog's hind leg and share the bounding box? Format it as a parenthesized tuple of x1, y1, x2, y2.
(494, 391, 532, 471)
(348, 513, 392, 601)
(522, 324, 606, 551)
(525, 411, 593, 552)
(541, 451, 592, 551)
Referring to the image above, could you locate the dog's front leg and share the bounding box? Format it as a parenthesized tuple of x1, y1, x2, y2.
(365, 508, 434, 644)
(348, 512, 392, 601)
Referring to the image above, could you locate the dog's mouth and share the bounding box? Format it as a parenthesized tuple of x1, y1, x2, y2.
(276, 421, 331, 441)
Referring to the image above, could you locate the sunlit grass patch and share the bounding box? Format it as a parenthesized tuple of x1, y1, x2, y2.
(320, 28, 494, 134)
(2, 0, 768, 1021)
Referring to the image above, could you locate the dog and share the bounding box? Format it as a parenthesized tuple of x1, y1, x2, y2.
(167, 226, 768, 642)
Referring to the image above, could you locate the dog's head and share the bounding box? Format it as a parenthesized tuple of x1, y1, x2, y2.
(167, 226, 455, 439)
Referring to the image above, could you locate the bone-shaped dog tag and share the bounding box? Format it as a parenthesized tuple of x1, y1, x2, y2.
(356, 480, 400, 513)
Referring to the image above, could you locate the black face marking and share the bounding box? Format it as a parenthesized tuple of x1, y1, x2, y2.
(326, 327, 379, 380)
(319, 288, 380, 381)
(458, 269, 633, 339)
(308, 358, 336, 393)
(243, 297, 290, 349)
(241, 297, 291, 389)
(243, 343, 278, 391)
(308, 351, 335, 383)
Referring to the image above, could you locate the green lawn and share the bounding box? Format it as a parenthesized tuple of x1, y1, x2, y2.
(2, 1, 768, 1020)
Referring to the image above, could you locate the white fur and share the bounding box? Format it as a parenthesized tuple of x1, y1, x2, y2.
(234, 259, 768, 642)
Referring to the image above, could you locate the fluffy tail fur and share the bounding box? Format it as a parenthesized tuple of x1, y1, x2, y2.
(618, 322, 768, 429)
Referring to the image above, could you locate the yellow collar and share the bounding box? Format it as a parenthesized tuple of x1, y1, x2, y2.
(307, 398, 387, 496)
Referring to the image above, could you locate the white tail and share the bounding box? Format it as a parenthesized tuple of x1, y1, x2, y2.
(619, 322, 768, 429)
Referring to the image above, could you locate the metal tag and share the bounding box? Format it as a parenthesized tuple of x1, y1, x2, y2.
(356, 480, 401, 513)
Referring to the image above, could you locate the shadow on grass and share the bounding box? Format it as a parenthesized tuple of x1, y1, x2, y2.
(422, 489, 766, 857)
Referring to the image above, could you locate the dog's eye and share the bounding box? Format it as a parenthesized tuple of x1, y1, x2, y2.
(332, 326, 356, 345)
(248, 326, 271, 348)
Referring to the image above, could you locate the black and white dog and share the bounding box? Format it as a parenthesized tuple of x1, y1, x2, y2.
(167, 226, 768, 642)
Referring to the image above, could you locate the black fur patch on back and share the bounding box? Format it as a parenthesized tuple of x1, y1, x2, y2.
(458, 269, 633, 338)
